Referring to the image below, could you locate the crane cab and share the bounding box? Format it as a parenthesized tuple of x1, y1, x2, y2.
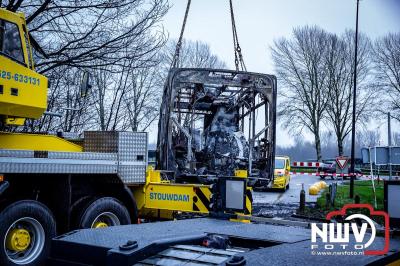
(0, 8, 47, 126)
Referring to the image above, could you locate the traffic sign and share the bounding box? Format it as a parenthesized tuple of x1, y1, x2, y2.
(336, 156, 349, 170)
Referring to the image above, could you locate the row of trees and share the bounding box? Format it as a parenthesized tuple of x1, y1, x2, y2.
(1, 0, 226, 134)
(2, 1, 398, 159)
(278, 130, 400, 162)
(272, 26, 400, 160)
(29, 39, 226, 134)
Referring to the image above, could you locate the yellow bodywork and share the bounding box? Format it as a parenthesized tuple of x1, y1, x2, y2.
(234, 170, 247, 178)
(134, 167, 212, 217)
(0, 8, 48, 126)
(272, 156, 291, 190)
(134, 167, 252, 220)
(230, 170, 252, 223)
(0, 132, 83, 152)
(144, 183, 211, 213)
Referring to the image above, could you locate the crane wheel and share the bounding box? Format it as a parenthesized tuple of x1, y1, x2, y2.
(0, 200, 56, 266)
(78, 197, 131, 229)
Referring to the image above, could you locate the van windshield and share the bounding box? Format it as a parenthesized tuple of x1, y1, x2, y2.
(275, 158, 285, 169)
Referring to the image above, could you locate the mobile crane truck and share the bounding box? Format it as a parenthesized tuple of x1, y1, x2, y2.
(1, 7, 399, 266)
(0, 8, 275, 266)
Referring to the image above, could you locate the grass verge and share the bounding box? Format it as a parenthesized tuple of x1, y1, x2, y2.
(317, 180, 384, 211)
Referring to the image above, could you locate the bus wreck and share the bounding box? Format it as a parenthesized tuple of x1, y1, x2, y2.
(157, 68, 277, 188)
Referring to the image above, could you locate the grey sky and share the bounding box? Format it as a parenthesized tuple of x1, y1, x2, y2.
(149, 0, 400, 146)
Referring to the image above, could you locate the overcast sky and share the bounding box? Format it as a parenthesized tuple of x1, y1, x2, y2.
(149, 0, 400, 147)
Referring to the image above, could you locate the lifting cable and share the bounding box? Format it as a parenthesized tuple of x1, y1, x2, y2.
(171, 0, 192, 68)
(171, 0, 246, 71)
(229, 0, 246, 71)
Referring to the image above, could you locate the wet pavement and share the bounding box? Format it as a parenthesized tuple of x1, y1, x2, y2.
(252, 174, 340, 218)
(253, 174, 339, 204)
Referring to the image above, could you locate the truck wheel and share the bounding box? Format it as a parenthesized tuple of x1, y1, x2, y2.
(0, 200, 56, 266)
(78, 197, 131, 229)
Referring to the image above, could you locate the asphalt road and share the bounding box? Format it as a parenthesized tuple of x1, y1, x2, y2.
(253, 174, 338, 205)
(252, 174, 342, 218)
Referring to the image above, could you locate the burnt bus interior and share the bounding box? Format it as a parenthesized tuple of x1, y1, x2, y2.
(157, 69, 277, 186)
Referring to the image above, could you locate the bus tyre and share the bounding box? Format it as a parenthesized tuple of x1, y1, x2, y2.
(0, 200, 56, 266)
(78, 197, 131, 229)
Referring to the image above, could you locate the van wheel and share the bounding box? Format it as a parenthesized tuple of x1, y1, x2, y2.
(0, 200, 56, 266)
(78, 197, 131, 229)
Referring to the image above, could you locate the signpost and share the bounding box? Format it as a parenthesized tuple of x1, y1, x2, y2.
(336, 156, 349, 170)
(349, 0, 360, 198)
(336, 156, 349, 177)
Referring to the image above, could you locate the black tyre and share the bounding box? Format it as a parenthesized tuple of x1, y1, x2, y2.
(78, 197, 131, 229)
(70, 196, 95, 229)
(0, 200, 56, 266)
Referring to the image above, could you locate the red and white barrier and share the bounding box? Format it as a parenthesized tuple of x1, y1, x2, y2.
(290, 171, 363, 177)
(359, 175, 400, 180)
(292, 162, 321, 167)
(290, 171, 400, 180)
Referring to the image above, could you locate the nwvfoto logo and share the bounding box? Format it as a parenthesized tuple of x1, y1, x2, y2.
(310, 204, 390, 255)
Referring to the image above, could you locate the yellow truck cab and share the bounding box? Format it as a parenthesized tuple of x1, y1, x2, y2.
(272, 156, 291, 191)
(0, 8, 48, 127)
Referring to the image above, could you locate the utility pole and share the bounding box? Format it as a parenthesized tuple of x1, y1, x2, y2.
(350, 0, 360, 199)
(388, 112, 392, 180)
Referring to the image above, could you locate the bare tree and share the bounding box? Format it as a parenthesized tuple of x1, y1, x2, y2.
(169, 39, 226, 68)
(93, 63, 131, 131)
(271, 26, 330, 161)
(161, 39, 226, 71)
(325, 31, 377, 155)
(92, 56, 164, 132)
(89, 39, 227, 134)
(357, 129, 381, 147)
(2, 0, 170, 133)
(123, 64, 163, 131)
(158, 39, 227, 127)
(1, 0, 169, 73)
(23, 67, 95, 133)
(373, 33, 400, 121)
(392, 132, 400, 146)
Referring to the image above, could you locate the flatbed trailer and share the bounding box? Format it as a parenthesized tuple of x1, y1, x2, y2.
(48, 218, 400, 266)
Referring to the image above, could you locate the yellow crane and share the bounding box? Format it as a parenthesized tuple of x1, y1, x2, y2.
(0, 5, 266, 266)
